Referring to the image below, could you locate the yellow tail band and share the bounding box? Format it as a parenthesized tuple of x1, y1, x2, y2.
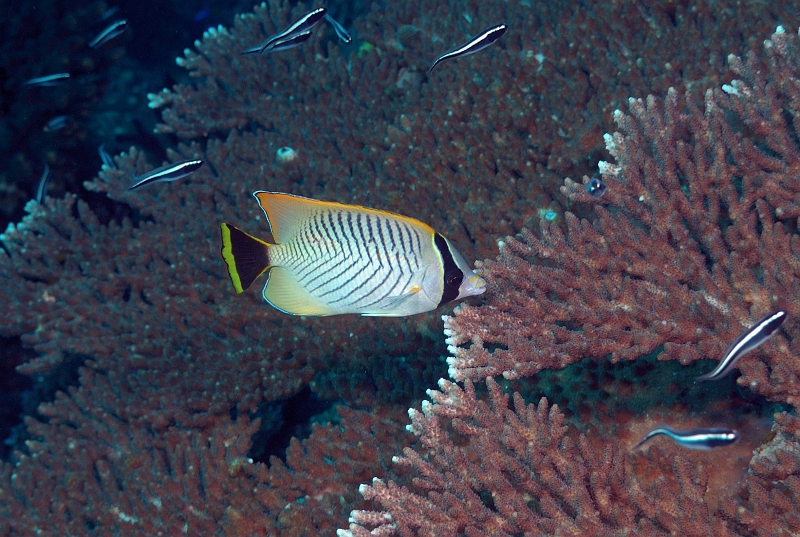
(220, 223, 271, 293)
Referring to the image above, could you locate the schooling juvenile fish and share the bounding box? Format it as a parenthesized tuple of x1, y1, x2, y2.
(101, 6, 120, 21)
(242, 7, 326, 54)
(89, 19, 128, 48)
(98, 144, 117, 169)
(263, 30, 313, 52)
(128, 159, 204, 190)
(36, 163, 50, 204)
(696, 310, 787, 382)
(21, 73, 70, 88)
(220, 192, 486, 316)
(324, 13, 352, 44)
(632, 426, 739, 450)
(43, 115, 68, 132)
(429, 24, 507, 73)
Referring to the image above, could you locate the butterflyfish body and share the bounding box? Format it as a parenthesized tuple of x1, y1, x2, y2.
(220, 192, 486, 316)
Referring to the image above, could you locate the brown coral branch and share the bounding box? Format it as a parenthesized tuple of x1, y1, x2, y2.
(444, 28, 800, 411)
(341, 378, 747, 536)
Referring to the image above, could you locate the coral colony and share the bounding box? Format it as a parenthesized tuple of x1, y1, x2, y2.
(2, 0, 800, 535)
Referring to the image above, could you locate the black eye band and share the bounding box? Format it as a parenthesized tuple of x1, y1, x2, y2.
(434, 233, 463, 307)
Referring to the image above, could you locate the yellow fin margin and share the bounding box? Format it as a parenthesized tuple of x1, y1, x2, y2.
(220, 223, 271, 293)
(253, 191, 436, 243)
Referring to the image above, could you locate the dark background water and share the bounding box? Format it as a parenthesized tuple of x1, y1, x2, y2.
(0, 0, 371, 231)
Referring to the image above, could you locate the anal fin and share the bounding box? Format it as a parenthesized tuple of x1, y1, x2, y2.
(263, 267, 337, 316)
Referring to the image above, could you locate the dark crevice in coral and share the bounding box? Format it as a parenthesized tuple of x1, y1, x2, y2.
(80, 187, 154, 228)
(503, 352, 788, 429)
(0, 344, 86, 462)
(310, 347, 444, 406)
(26, 353, 86, 409)
(478, 490, 498, 513)
(120, 118, 170, 164)
(484, 342, 509, 354)
(247, 386, 335, 466)
(0, 336, 34, 461)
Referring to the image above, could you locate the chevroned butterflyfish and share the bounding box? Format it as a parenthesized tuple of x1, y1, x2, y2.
(219, 192, 486, 316)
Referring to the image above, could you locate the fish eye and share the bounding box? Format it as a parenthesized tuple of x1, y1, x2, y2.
(445, 270, 463, 288)
(585, 177, 607, 198)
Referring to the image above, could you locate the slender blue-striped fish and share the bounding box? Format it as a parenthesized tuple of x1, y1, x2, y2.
(429, 24, 507, 73)
(36, 163, 50, 204)
(324, 14, 351, 44)
(697, 310, 787, 382)
(89, 19, 128, 48)
(262, 7, 325, 52)
(21, 73, 70, 88)
(101, 6, 120, 20)
(240, 44, 262, 56)
(632, 426, 739, 450)
(43, 116, 68, 132)
(194, 8, 211, 23)
(264, 30, 313, 52)
(220, 192, 486, 316)
(242, 31, 313, 54)
(128, 159, 204, 191)
(242, 7, 326, 55)
(98, 144, 117, 169)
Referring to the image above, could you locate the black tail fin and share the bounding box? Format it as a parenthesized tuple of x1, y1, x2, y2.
(220, 223, 272, 293)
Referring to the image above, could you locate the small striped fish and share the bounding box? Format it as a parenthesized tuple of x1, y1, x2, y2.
(429, 24, 507, 73)
(696, 310, 787, 381)
(632, 426, 739, 450)
(220, 192, 486, 316)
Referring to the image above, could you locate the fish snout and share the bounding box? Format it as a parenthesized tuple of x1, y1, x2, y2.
(464, 272, 486, 297)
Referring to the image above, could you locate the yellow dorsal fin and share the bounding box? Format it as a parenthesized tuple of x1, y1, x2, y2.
(254, 192, 319, 243)
(253, 191, 436, 243)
